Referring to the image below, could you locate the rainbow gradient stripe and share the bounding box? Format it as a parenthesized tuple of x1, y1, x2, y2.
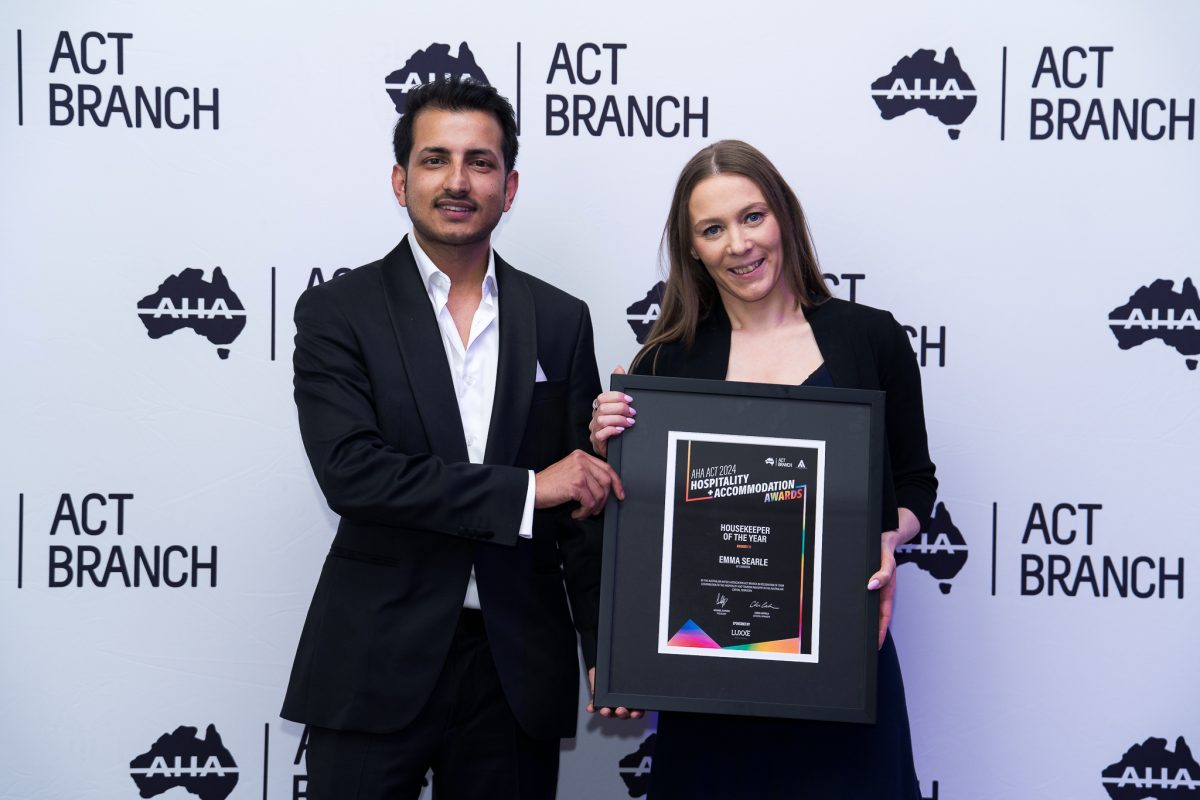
(667, 620, 801, 653)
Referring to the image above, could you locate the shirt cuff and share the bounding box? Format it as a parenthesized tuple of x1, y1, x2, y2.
(518, 470, 535, 539)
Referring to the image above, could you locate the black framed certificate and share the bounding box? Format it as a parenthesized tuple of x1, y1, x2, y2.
(594, 374, 885, 723)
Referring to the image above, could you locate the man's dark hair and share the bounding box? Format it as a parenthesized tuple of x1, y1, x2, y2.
(392, 77, 519, 173)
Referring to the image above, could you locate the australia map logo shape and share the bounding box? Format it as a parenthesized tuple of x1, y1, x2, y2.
(137, 268, 246, 359)
(129, 724, 238, 800)
(896, 502, 968, 594)
(1101, 736, 1199, 798)
(618, 733, 656, 798)
(1109, 278, 1200, 371)
(871, 48, 977, 140)
(627, 282, 665, 344)
(385, 43, 491, 115)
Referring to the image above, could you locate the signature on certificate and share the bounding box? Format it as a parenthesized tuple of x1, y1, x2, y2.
(715, 592, 729, 608)
(749, 600, 780, 610)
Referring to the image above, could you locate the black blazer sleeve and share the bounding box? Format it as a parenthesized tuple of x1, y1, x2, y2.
(555, 303, 604, 668)
(293, 282, 528, 544)
(876, 314, 938, 528)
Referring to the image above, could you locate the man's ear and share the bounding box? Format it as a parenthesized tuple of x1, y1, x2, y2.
(503, 169, 519, 212)
(392, 164, 408, 207)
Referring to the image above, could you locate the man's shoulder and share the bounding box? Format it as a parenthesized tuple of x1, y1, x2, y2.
(301, 257, 386, 303)
(498, 258, 589, 315)
(297, 241, 414, 312)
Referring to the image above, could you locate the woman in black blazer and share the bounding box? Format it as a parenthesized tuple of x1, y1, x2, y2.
(589, 140, 936, 798)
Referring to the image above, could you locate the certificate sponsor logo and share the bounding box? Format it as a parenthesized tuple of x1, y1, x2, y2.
(764, 455, 799, 468)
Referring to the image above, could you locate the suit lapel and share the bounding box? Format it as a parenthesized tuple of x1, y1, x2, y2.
(378, 237, 470, 462)
(484, 255, 536, 465)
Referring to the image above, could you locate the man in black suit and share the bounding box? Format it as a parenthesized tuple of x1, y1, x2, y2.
(282, 77, 624, 800)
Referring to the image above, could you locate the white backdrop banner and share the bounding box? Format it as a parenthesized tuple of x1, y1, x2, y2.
(2, 1, 1197, 798)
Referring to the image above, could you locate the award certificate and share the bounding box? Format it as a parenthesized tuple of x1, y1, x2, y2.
(660, 432, 824, 662)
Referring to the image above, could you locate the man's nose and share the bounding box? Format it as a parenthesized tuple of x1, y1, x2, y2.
(443, 162, 470, 194)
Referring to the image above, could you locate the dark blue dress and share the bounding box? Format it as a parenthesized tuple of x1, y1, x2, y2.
(647, 364, 922, 799)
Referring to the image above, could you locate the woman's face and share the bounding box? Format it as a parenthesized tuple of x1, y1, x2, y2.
(687, 174, 785, 309)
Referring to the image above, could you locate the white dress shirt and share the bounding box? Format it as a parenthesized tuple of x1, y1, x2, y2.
(408, 237, 536, 609)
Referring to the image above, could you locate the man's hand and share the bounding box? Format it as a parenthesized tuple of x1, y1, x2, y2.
(536, 449, 625, 519)
(587, 666, 644, 720)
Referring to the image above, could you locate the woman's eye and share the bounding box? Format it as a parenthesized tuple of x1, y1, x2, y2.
(746, 211, 764, 224)
(702, 225, 721, 237)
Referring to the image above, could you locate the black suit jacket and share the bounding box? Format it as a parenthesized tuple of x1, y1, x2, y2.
(634, 298, 937, 530)
(281, 238, 602, 739)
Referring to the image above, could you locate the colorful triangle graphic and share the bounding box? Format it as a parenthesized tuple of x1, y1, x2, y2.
(667, 619, 722, 649)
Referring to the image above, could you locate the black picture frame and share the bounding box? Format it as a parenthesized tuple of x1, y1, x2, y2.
(594, 374, 885, 723)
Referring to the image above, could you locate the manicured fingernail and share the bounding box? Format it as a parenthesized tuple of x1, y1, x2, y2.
(626, 418, 635, 426)
(629, 407, 637, 415)
(623, 395, 633, 403)
(867, 579, 881, 590)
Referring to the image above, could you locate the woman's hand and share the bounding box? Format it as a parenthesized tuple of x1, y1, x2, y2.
(867, 507, 920, 650)
(588, 366, 636, 458)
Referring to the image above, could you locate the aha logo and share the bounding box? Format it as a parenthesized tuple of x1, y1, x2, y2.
(129, 724, 238, 800)
(136, 268, 246, 360)
(1101, 736, 1199, 798)
(627, 282, 665, 343)
(1109, 278, 1200, 371)
(871, 48, 978, 140)
(895, 502, 968, 594)
(384, 42, 492, 115)
(618, 733, 655, 798)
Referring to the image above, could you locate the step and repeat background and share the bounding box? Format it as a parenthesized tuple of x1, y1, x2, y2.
(2, 1, 1197, 798)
